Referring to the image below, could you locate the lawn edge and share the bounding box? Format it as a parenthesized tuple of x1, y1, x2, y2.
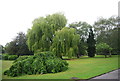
(87, 68, 120, 80)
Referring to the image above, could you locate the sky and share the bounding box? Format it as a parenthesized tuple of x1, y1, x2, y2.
(0, 0, 119, 46)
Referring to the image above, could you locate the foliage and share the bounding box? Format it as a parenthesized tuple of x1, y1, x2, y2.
(78, 38, 88, 56)
(27, 13, 67, 52)
(93, 16, 119, 54)
(68, 21, 91, 57)
(96, 43, 112, 57)
(2, 54, 18, 60)
(5, 32, 33, 56)
(4, 51, 68, 77)
(50, 27, 80, 59)
(34, 51, 53, 55)
(0, 45, 5, 53)
(94, 16, 118, 37)
(96, 28, 119, 54)
(87, 28, 96, 57)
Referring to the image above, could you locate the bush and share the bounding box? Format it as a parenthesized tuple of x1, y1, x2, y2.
(2, 54, 9, 60)
(8, 55, 18, 60)
(2, 54, 18, 60)
(96, 43, 112, 55)
(4, 51, 68, 77)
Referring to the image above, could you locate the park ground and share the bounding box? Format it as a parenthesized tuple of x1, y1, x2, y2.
(1, 55, 119, 79)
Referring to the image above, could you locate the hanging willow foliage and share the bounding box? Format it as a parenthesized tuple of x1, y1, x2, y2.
(27, 13, 67, 52)
(50, 27, 80, 59)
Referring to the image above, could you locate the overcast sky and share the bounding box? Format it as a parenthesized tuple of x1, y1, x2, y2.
(0, 0, 119, 46)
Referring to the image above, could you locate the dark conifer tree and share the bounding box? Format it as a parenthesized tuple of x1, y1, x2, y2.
(87, 28, 96, 57)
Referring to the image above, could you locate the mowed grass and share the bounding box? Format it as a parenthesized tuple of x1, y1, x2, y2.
(2, 55, 119, 79)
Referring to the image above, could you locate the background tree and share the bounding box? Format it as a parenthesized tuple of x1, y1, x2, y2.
(78, 38, 87, 56)
(5, 32, 33, 56)
(0, 45, 5, 54)
(50, 27, 80, 59)
(5, 41, 17, 55)
(69, 21, 91, 56)
(94, 16, 118, 37)
(96, 43, 112, 58)
(93, 16, 119, 54)
(118, 17, 120, 54)
(27, 13, 67, 53)
(69, 21, 91, 40)
(87, 28, 96, 57)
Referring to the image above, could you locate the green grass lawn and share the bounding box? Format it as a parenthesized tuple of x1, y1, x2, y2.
(2, 55, 119, 79)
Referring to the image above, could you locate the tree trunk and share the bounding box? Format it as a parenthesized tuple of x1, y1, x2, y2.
(60, 55, 63, 59)
(109, 51, 112, 57)
(105, 53, 107, 58)
(77, 54, 80, 58)
(76, 53, 80, 58)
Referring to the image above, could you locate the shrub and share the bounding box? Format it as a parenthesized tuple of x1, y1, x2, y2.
(96, 43, 112, 57)
(96, 43, 112, 55)
(8, 55, 18, 60)
(2, 54, 9, 60)
(4, 51, 68, 77)
(2, 54, 18, 60)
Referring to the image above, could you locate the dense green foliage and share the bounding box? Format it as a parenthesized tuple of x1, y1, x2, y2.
(69, 21, 91, 57)
(4, 51, 68, 77)
(96, 43, 112, 57)
(27, 13, 67, 52)
(94, 16, 119, 54)
(0, 45, 5, 53)
(69, 21, 91, 40)
(87, 28, 96, 57)
(50, 27, 80, 59)
(5, 32, 33, 56)
(78, 38, 87, 56)
(2, 54, 18, 60)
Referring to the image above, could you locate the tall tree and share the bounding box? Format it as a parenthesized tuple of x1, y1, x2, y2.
(27, 13, 67, 52)
(78, 38, 87, 56)
(0, 45, 5, 53)
(69, 21, 91, 40)
(5, 32, 33, 56)
(94, 16, 118, 37)
(50, 27, 80, 59)
(87, 28, 96, 57)
(69, 21, 91, 56)
(93, 16, 119, 54)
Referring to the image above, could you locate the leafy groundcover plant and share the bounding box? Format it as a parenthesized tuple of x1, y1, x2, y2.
(4, 51, 68, 77)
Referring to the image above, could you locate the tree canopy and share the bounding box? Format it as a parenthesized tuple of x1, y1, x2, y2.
(69, 21, 91, 57)
(5, 32, 33, 56)
(27, 13, 67, 52)
(93, 16, 119, 54)
(96, 43, 112, 57)
(69, 21, 91, 40)
(50, 27, 80, 59)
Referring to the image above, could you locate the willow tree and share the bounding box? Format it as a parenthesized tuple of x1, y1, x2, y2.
(50, 27, 80, 59)
(27, 13, 67, 53)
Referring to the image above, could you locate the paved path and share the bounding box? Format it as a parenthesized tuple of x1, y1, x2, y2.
(93, 69, 120, 79)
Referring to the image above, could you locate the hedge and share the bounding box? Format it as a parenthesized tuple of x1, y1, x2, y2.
(2, 54, 18, 60)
